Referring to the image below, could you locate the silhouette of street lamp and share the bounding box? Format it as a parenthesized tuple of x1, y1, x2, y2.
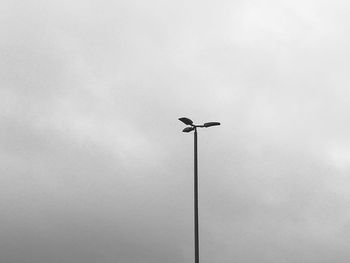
(179, 117, 220, 263)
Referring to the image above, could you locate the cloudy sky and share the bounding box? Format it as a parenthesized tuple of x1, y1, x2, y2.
(2, 0, 350, 262)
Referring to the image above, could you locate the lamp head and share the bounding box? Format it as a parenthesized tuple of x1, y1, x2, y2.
(182, 126, 195, 133)
(179, 117, 193, 126)
(204, 122, 221, 127)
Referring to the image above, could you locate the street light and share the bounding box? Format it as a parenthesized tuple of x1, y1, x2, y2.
(179, 117, 220, 263)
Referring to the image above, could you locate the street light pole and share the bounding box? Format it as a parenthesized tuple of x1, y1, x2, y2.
(179, 117, 220, 263)
(194, 127, 199, 263)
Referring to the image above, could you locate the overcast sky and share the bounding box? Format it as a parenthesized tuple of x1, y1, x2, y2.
(2, 0, 350, 262)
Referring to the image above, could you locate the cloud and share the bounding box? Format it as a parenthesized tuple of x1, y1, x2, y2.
(2, 0, 350, 262)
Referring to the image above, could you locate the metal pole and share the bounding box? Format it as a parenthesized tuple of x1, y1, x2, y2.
(194, 128, 199, 263)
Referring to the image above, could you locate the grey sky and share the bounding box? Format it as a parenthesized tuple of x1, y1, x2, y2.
(2, 0, 350, 262)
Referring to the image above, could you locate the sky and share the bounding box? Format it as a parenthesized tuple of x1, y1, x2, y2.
(2, 0, 350, 262)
